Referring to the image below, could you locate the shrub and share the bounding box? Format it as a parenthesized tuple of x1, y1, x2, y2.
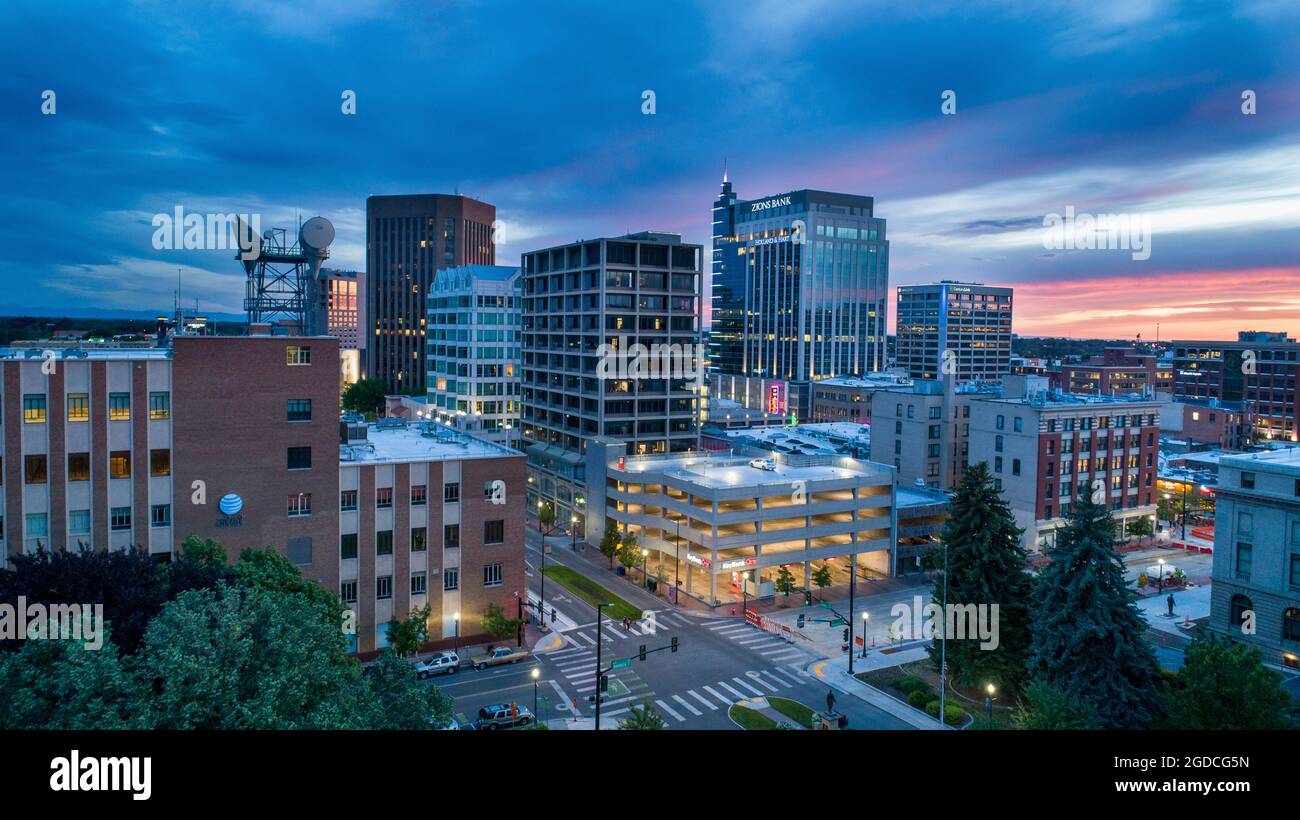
(925, 700, 967, 726)
(907, 689, 931, 709)
(893, 674, 930, 694)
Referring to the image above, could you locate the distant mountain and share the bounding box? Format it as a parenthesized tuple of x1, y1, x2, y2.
(0, 306, 245, 322)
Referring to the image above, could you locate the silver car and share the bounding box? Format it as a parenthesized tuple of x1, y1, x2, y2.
(415, 651, 460, 679)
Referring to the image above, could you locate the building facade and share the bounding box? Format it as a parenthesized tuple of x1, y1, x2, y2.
(809, 372, 912, 424)
(870, 377, 1003, 490)
(426, 264, 522, 447)
(1172, 331, 1299, 443)
(1207, 448, 1300, 670)
(710, 177, 889, 419)
(520, 232, 704, 537)
(366, 194, 496, 393)
(1053, 346, 1171, 396)
(316, 268, 365, 386)
(895, 281, 1013, 382)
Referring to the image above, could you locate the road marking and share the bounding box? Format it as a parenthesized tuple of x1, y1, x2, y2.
(536, 635, 565, 653)
(564, 666, 596, 680)
(549, 678, 577, 714)
(812, 661, 828, 679)
(687, 690, 718, 710)
(747, 671, 778, 692)
(671, 694, 702, 716)
(732, 677, 765, 696)
(761, 647, 805, 660)
(703, 685, 733, 707)
(772, 668, 803, 685)
(736, 636, 773, 646)
(577, 632, 596, 646)
(759, 670, 789, 689)
(716, 681, 747, 700)
(555, 656, 596, 670)
(656, 699, 686, 722)
(602, 707, 630, 719)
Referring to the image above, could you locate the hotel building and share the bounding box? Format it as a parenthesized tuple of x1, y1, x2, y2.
(710, 176, 889, 420)
(1172, 331, 1299, 443)
(366, 194, 496, 393)
(0, 333, 524, 655)
(425, 264, 522, 448)
(895, 281, 1013, 382)
(520, 231, 704, 538)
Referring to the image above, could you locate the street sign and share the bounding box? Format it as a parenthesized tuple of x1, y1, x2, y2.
(829, 618, 847, 627)
(820, 601, 833, 610)
(611, 658, 632, 669)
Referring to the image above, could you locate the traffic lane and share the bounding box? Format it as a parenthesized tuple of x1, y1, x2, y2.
(434, 659, 551, 723)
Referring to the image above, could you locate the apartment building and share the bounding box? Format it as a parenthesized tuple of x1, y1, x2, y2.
(869, 377, 1003, 490)
(1207, 448, 1300, 670)
(1172, 331, 1300, 443)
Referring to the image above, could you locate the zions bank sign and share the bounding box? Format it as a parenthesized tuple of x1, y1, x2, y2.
(749, 195, 792, 212)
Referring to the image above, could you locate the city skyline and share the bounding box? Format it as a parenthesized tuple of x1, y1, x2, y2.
(4, 0, 1299, 341)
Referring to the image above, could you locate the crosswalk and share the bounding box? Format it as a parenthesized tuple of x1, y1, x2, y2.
(601, 663, 809, 723)
(698, 618, 812, 665)
(558, 609, 699, 647)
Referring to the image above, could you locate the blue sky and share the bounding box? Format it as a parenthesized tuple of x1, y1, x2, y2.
(3, 0, 1298, 338)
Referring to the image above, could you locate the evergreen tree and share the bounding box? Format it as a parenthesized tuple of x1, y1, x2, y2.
(926, 461, 1033, 694)
(1011, 680, 1100, 730)
(1028, 491, 1165, 729)
(1164, 636, 1294, 729)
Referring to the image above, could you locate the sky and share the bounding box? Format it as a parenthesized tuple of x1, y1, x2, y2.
(2, 0, 1298, 340)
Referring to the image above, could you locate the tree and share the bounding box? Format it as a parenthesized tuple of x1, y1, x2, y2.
(598, 519, 621, 569)
(538, 500, 556, 532)
(810, 564, 833, 598)
(179, 535, 228, 568)
(1163, 637, 1294, 729)
(925, 461, 1034, 694)
(617, 533, 644, 575)
(1011, 680, 1100, 730)
(774, 565, 796, 599)
(0, 629, 142, 729)
(618, 701, 666, 730)
(1028, 491, 1165, 729)
(386, 604, 432, 657)
(234, 546, 348, 632)
(481, 603, 521, 641)
(1126, 516, 1154, 544)
(341, 377, 389, 416)
(363, 650, 454, 729)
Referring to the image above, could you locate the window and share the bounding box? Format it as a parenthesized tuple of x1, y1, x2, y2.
(340, 533, 358, 560)
(340, 490, 358, 511)
(444, 568, 459, 591)
(444, 524, 460, 548)
(1012, 458, 1021, 476)
(110, 451, 131, 479)
(1241, 471, 1255, 489)
(149, 392, 170, 420)
(485, 519, 505, 544)
(483, 562, 504, 587)
(411, 572, 428, 596)
(22, 394, 47, 424)
(1236, 541, 1253, 579)
(411, 484, 427, 506)
(1045, 505, 1053, 519)
(995, 435, 1004, 453)
(67, 393, 89, 422)
(1013, 417, 1023, 432)
(287, 399, 312, 421)
(1284, 608, 1300, 642)
(288, 493, 312, 517)
(377, 575, 393, 600)
(150, 449, 171, 477)
(287, 446, 312, 470)
(411, 526, 427, 552)
(340, 581, 358, 603)
(1229, 594, 1252, 628)
(151, 504, 171, 528)
(288, 537, 312, 565)
(286, 345, 311, 365)
(68, 509, 90, 535)
(995, 456, 1003, 473)
(377, 530, 393, 556)
(109, 393, 131, 421)
(67, 452, 90, 481)
(110, 507, 131, 531)
(996, 414, 1005, 430)
(26, 513, 48, 538)
(376, 488, 393, 508)
(25, 454, 47, 484)
(444, 482, 461, 503)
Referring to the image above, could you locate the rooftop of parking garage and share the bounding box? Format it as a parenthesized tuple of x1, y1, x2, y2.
(613, 451, 890, 491)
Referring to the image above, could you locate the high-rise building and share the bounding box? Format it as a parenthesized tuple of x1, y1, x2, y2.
(710, 176, 889, 420)
(314, 268, 365, 386)
(895, 281, 1013, 382)
(1172, 331, 1300, 443)
(1206, 447, 1300, 670)
(520, 232, 703, 536)
(425, 264, 522, 447)
(366, 194, 496, 393)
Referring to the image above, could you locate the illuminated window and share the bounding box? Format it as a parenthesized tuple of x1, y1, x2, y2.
(67, 393, 89, 422)
(286, 346, 311, 366)
(149, 392, 170, 420)
(22, 395, 46, 424)
(109, 393, 131, 421)
(110, 451, 131, 479)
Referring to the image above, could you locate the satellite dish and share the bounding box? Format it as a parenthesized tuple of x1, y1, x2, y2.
(299, 216, 335, 252)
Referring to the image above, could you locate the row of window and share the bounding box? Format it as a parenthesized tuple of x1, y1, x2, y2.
(16, 449, 170, 484)
(339, 562, 503, 603)
(22, 392, 171, 424)
(17, 504, 171, 538)
(1228, 596, 1300, 641)
(339, 481, 501, 510)
(338, 520, 503, 556)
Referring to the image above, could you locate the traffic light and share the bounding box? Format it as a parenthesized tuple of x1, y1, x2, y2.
(804, 590, 812, 605)
(599, 674, 609, 693)
(670, 636, 678, 653)
(639, 644, 647, 661)
(842, 627, 850, 643)
(797, 614, 806, 629)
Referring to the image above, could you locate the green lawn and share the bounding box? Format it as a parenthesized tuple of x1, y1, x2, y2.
(767, 697, 815, 728)
(728, 704, 778, 730)
(541, 566, 642, 622)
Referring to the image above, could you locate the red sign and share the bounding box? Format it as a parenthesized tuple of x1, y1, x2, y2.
(617, 456, 625, 470)
(767, 383, 785, 414)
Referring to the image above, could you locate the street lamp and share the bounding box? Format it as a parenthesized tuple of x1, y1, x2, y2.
(674, 518, 682, 604)
(531, 667, 541, 719)
(984, 683, 997, 730)
(641, 548, 650, 588)
(861, 611, 870, 658)
(1157, 557, 1166, 593)
(452, 611, 461, 656)
(571, 515, 579, 552)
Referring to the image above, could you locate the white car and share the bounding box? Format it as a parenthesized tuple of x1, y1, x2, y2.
(415, 651, 460, 679)
(748, 458, 777, 471)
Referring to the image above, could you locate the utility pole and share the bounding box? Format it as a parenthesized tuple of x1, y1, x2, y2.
(594, 602, 611, 730)
(847, 554, 857, 675)
(939, 539, 949, 728)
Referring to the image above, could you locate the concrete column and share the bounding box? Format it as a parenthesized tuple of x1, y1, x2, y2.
(709, 569, 717, 605)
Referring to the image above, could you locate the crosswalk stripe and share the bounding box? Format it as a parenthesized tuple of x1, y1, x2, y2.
(748, 673, 778, 692)
(603, 707, 630, 719)
(577, 632, 596, 646)
(772, 667, 803, 685)
(555, 655, 595, 668)
(732, 677, 764, 696)
(687, 690, 718, 710)
(656, 699, 686, 722)
(564, 667, 596, 679)
(672, 694, 702, 716)
(759, 670, 789, 689)
(736, 636, 773, 646)
(716, 681, 747, 700)
(703, 685, 733, 707)
(761, 646, 803, 657)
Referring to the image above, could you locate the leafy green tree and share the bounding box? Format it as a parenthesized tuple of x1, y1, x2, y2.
(538, 500, 556, 532)
(0, 629, 141, 729)
(1126, 516, 1154, 543)
(774, 565, 796, 599)
(1163, 637, 1294, 729)
(363, 650, 454, 729)
(1028, 492, 1165, 729)
(810, 564, 833, 598)
(619, 702, 666, 730)
(386, 604, 432, 657)
(925, 461, 1034, 694)
(234, 546, 349, 633)
(617, 534, 644, 575)
(1011, 680, 1100, 730)
(179, 535, 228, 568)
(481, 603, 521, 641)
(598, 519, 621, 569)
(341, 377, 389, 416)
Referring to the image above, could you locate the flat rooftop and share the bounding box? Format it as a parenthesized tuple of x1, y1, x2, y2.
(1220, 446, 1300, 474)
(615, 452, 888, 490)
(0, 346, 173, 360)
(816, 373, 911, 389)
(981, 391, 1162, 408)
(341, 422, 519, 465)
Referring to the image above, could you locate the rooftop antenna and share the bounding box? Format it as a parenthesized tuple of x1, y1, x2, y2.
(723, 158, 728, 183)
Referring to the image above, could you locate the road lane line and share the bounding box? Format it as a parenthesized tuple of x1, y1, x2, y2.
(656, 699, 686, 722)
(703, 685, 734, 706)
(687, 690, 718, 710)
(672, 694, 702, 716)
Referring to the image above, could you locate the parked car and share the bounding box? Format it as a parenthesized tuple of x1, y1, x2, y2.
(470, 645, 529, 670)
(748, 458, 777, 471)
(475, 703, 534, 730)
(439, 717, 476, 730)
(414, 651, 460, 679)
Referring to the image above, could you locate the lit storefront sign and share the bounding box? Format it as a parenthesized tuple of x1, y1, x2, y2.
(720, 557, 757, 571)
(686, 553, 712, 569)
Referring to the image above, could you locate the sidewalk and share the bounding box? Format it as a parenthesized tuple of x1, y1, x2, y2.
(807, 657, 946, 730)
(1136, 581, 1212, 639)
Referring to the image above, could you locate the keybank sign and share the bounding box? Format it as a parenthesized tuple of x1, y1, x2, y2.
(749, 195, 792, 212)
